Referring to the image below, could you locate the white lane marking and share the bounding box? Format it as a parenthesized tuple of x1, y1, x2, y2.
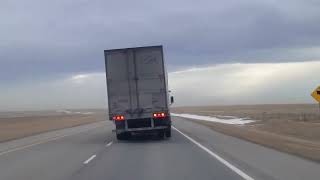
(83, 155, 96, 164)
(105, 141, 113, 147)
(0, 124, 102, 157)
(172, 126, 255, 180)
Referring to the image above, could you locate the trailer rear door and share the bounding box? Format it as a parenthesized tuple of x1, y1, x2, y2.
(105, 46, 168, 119)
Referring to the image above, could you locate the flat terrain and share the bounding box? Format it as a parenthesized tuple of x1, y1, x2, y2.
(0, 106, 319, 179)
(0, 117, 319, 180)
(0, 109, 106, 142)
(172, 104, 320, 161)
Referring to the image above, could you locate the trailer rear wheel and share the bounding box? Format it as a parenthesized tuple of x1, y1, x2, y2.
(116, 132, 130, 140)
(157, 130, 165, 139)
(165, 127, 171, 138)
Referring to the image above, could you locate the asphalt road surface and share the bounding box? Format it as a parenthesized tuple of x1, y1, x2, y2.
(0, 117, 319, 180)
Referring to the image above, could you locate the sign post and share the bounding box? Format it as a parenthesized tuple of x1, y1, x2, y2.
(311, 86, 320, 115)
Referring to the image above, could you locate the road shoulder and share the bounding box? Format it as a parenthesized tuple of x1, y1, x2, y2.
(173, 117, 320, 180)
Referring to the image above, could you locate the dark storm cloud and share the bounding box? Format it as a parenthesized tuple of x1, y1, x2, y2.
(1, 0, 320, 83)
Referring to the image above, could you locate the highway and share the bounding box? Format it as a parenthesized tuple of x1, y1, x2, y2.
(0, 117, 319, 180)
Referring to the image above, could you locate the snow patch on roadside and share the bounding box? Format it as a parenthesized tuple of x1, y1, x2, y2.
(56, 110, 93, 115)
(171, 113, 254, 125)
(56, 110, 73, 114)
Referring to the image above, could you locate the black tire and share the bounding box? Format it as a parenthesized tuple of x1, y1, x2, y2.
(165, 127, 171, 138)
(157, 130, 165, 139)
(116, 132, 130, 140)
(116, 133, 125, 140)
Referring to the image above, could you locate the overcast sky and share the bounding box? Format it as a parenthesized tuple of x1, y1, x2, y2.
(1, 0, 320, 110)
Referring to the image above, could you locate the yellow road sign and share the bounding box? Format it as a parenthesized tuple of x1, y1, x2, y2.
(311, 86, 320, 103)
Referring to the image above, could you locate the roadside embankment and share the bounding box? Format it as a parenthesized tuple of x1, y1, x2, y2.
(172, 104, 320, 162)
(0, 110, 106, 142)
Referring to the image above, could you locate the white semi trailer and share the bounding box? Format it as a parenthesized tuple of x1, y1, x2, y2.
(104, 46, 173, 140)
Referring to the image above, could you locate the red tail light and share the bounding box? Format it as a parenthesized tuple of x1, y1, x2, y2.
(112, 115, 124, 121)
(153, 112, 166, 118)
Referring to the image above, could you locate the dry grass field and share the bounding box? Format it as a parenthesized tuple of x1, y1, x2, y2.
(2, 105, 320, 161)
(172, 104, 320, 161)
(0, 109, 107, 143)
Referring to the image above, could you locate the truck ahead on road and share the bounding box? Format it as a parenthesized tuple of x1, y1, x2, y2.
(104, 46, 173, 140)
